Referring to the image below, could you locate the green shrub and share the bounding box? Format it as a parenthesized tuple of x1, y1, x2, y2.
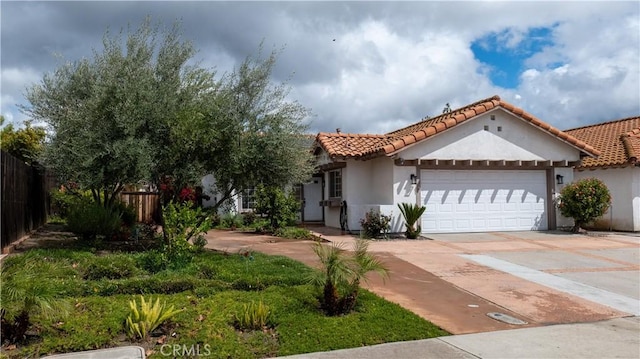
(558, 178, 611, 233)
(251, 219, 271, 233)
(255, 185, 300, 229)
(242, 211, 258, 226)
(220, 213, 244, 229)
(50, 188, 82, 218)
(66, 201, 122, 240)
(397, 203, 426, 239)
(359, 209, 391, 239)
(82, 255, 140, 280)
(209, 211, 221, 227)
(274, 227, 314, 240)
(162, 201, 212, 267)
(234, 300, 273, 331)
(112, 201, 137, 227)
(124, 296, 183, 340)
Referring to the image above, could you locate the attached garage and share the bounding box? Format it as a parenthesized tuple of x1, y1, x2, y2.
(312, 96, 601, 234)
(421, 170, 548, 233)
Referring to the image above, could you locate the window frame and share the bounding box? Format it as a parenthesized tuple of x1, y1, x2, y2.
(328, 170, 342, 198)
(241, 187, 257, 211)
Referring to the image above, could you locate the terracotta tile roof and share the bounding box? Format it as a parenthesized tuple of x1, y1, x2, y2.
(315, 95, 600, 160)
(565, 116, 640, 168)
(315, 133, 395, 159)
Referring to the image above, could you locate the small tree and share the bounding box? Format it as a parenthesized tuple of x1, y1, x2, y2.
(0, 116, 46, 165)
(397, 203, 426, 239)
(254, 184, 300, 230)
(557, 178, 611, 233)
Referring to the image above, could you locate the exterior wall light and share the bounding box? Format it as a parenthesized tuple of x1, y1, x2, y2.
(410, 174, 418, 185)
(556, 174, 564, 185)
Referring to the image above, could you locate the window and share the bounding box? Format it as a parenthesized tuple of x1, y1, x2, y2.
(241, 187, 256, 210)
(329, 170, 342, 198)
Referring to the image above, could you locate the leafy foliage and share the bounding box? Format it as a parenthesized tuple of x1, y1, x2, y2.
(0, 116, 46, 164)
(255, 184, 301, 230)
(124, 296, 183, 340)
(397, 203, 426, 239)
(66, 200, 123, 240)
(50, 188, 83, 218)
(557, 178, 611, 232)
(22, 19, 314, 211)
(308, 240, 389, 315)
(273, 227, 314, 240)
(0, 252, 70, 344)
(359, 209, 392, 239)
(234, 300, 273, 331)
(161, 201, 212, 267)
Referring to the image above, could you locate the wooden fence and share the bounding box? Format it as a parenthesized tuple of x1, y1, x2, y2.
(1, 151, 57, 251)
(118, 191, 161, 224)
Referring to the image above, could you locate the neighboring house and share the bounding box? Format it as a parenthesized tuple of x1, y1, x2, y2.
(310, 95, 600, 234)
(565, 117, 640, 232)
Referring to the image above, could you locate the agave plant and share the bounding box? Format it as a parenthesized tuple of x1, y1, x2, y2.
(308, 240, 388, 315)
(124, 296, 183, 340)
(397, 202, 426, 239)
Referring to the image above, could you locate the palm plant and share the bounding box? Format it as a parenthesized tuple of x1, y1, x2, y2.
(397, 203, 426, 239)
(308, 240, 388, 315)
(1, 253, 70, 344)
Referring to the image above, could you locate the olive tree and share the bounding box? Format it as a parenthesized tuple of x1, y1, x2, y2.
(21, 19, 314, 209)
(22, 20, 214, 207)
(201, 48, 315, 209)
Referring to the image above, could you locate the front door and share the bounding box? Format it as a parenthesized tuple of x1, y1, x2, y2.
(303, 177, 323, 221)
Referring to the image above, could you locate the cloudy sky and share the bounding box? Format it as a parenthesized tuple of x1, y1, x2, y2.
(2, 1, 639, 134)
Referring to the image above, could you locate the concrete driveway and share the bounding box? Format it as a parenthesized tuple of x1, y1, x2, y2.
(361, 231, 639, 326)
(204, 229, 639, 334)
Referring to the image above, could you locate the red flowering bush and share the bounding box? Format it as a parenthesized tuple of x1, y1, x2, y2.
(557, 178, 611, 233)
(179, 187, 196, 202)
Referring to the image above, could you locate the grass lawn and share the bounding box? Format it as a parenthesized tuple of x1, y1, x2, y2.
(1, 246, 448, 358)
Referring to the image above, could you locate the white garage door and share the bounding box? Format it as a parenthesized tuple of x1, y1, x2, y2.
(421, 170, 548, 233)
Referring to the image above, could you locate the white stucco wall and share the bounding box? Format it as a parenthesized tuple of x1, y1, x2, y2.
(574, 166, 639, 231)
(398, 109, 581, 162)
(390, 166, 419, 232)
(201, 174, 241, 214)
(554, 167, 575, 229)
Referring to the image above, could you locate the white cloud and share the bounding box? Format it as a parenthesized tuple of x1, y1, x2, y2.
(507, 9, 640, 129)
(296, 20, 498, 134)
(1, 67, 41, 125)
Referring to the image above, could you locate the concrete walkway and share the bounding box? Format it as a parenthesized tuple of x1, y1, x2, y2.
(203, 228, 640, 358)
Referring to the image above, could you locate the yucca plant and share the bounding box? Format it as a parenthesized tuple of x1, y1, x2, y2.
(397, 202, 426, 239)
(124, 296, 183, 340)
(234, 300, 273, 331)
(308, 240, 389, 315)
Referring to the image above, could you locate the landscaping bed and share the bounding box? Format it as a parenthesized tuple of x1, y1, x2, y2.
(0, 226, 448, 358)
